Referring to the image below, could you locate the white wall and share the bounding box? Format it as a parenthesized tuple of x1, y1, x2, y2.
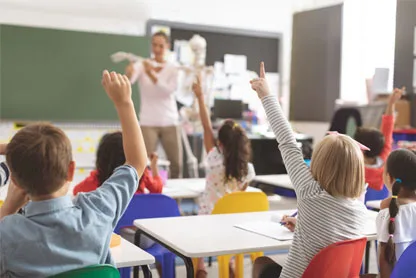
(0, 0, 346, 117)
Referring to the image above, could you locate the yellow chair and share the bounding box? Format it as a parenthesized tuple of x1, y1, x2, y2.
(211, 191, 269, 278)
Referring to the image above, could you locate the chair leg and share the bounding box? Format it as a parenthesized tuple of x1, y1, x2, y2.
(250, 252, 264, 263)
(208, 256, 212, 267)
(192, 258, 199, 278)
(119, 267, 131, 278)
(217, 255, 230, 278)
(234, 255, 244, 278)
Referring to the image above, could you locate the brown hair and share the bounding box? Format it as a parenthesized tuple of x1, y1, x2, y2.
(152, 31, 170, 44)
(384, 149, 416, 266)
(218, 120, 251, 182)
(6, 123, 73, 196)
(96, 132, 126, 186)
(354, 127, 385, 158)
(310, 134, 365, 198)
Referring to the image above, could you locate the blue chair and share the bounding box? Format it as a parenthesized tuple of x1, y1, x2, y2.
(114, 194, 181, 278)
(391, 241, 416, 278)
(364, 185, 389, 205)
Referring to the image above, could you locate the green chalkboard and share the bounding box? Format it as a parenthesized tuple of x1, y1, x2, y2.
(0, 24, 150, 121)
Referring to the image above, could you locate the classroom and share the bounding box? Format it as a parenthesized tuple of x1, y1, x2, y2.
(0, 0, 415, 277)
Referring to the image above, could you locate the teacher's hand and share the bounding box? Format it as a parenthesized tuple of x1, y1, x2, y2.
(125, 62, 135, 79)
(143, 60, 153, 74)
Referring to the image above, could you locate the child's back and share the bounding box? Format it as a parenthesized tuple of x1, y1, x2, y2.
(0, 71, 147, 277)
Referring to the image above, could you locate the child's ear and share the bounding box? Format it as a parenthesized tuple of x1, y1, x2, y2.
(67, 161, 76, 182)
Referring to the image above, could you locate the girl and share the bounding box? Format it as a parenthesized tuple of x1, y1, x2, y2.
(376, 149, 416, 278)
(251, 62, 368, 278)
(192, 76, 255, 277)
(73, 131, 163, 195)
(125, 31, 182, 179)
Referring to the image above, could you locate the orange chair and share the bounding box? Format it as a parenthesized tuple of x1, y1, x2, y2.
(210, 191, 269, 278)
(302, 237, 367, 278)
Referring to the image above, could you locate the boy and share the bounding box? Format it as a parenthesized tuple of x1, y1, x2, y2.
(0, 71, 147, 277)
(354, 88, 403, 191)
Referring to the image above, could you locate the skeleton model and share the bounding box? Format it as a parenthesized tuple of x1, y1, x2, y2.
(111, 34, 213, 178)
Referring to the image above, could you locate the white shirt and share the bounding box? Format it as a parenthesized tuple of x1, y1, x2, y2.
(131, 61, 179, 127)
(376, 202, 416, 260)
(198, 147, 255, 215)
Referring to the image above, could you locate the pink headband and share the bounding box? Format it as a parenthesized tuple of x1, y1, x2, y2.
(327, 131, 371, 151)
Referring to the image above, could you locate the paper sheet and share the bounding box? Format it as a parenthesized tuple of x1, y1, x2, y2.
(234, 221, 294, 241)
(224, 54, 247, 74)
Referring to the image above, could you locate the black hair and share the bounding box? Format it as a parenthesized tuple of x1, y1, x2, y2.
(96, 132, 125, 186)
(218, 120, 251, 182)
(354, 127, 385, 158)
(384, 149, 416, 266)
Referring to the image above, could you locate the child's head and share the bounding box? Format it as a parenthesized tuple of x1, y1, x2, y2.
(383, 149, 416, 265)
(6, 123, 74, 197)
(354, 127, 384, 158)
(217, 120, 251, 182)
(96, 132, 126, 186)
(310, 134, 365, 198)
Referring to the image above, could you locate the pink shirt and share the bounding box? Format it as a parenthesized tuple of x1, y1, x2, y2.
(131, 61, 179, 126)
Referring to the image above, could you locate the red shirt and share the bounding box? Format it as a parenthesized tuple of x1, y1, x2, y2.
(365, 115, 394, 191)
(73, 168, 163, 196)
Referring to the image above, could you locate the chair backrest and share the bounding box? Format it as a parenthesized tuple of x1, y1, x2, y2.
(211, 191, 269, 215)
(114, 194, 180, 233)
(328, 108, 362, 136)
(49, 264, 120, 278)
(391, 240, 416, 278)
(302, 237, 367, 278)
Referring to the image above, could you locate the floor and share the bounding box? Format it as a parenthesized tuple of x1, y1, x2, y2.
(143, 195, 379, 277)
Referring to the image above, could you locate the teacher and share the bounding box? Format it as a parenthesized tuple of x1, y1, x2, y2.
(125, 31, 182, 178)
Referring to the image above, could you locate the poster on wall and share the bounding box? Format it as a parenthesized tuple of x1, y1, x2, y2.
(414, 26, 416, 56)
(413, 59, 416, 88)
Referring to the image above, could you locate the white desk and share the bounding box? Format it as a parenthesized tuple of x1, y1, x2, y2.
(134, 210, 378, 277)
(112, 237, 155, 268)
(252, 175, 293, 190)
(366, 200, 381, 211)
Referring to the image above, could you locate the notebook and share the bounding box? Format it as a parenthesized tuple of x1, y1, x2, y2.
(234, 221, 294, 241)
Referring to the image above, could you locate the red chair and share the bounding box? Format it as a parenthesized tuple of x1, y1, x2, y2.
(302, 237, 367, 278)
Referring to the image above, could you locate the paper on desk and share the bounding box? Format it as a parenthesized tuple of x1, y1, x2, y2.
(234, 221, 293, 241)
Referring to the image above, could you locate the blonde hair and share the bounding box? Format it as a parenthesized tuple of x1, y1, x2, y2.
(310, 134, 365, 198)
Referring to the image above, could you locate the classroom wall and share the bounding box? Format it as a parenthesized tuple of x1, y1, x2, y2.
(0, 0, 344, 119)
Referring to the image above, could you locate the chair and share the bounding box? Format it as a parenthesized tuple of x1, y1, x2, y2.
(391, 240, 416, 278)
(49, 264, 120, 278)
(205, 191, 269, 278)
(114, 194, 181, 278)
(365, 185, 389, 205)
(301, 237, 367, 278)
(328, 108, 362, 137)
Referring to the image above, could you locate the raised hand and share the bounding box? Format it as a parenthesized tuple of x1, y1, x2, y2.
(0, 180, 29, 219)
(389, 87, 405, 104)
(149, 152, 159, 166)
(250, 62, 270, 99)
(102, 70, 132, 106)
(192, 74, 203, 99)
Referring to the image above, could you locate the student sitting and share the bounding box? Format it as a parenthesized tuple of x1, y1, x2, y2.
(0, 70, 147, 278)
(354, 88, 404, 191)
(192, 76, 255, 277)
(376, 149, 416, 278)
(73, 132, 162, 196)
(251, 62, 368, 278)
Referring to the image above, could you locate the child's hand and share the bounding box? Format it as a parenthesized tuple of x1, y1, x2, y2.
(1, 180, 29, 218)
(281, 215, 297, 232)
(102, 70, 132, 106)
(192, 75, 203, 99)
(389, 87, 405, 104)
(149, 152, 159, 166)
(0, 144, 7, 155)
(250, 62, 270, 99)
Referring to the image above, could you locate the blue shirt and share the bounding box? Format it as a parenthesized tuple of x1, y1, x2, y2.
(0, 165, 138, 278)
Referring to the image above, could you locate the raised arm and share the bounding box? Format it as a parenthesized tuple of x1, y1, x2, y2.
(192, 75, 216, 152)
(380, 87, 404, 160)
(102, 71, 147, 176)
(251, 62, 313, 189)
(0, 181, 28, 220)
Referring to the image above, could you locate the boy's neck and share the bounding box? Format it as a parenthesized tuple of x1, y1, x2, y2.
(30, 183, 70, 202)
(364, 157, 377, 165)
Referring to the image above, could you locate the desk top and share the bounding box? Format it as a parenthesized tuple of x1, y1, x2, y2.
(366, 200, 381, 210)
(134, 210, 377, 258)
(252, 175, 293, 190)
(112, 237, 155, 268)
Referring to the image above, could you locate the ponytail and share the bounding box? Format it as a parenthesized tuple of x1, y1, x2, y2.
(385, 178, 401, 266)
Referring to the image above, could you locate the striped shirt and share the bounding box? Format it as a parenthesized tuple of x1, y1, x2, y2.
(262, 96, 368, 278)
(0, 162, 10, 188)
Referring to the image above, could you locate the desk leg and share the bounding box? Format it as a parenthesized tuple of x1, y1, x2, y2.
(142, 265, 152, 278)
(364, 241, 371, 274)
(135, 229, 194, 278)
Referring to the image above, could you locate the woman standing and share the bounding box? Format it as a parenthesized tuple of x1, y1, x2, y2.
(126, 32, 182, 178)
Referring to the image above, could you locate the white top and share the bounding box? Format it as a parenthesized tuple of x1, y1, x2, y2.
(376, 202, 416, 260)
(262, 96, 368, 278)
(199, 148, 256, 214)
(133, 210, 377, 258)
(112, 237, 155, 268)
(130, 61, 179, 127)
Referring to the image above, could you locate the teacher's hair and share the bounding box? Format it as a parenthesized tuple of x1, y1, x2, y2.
(153, 31, 170, 44)
(218, 120, 251, 182)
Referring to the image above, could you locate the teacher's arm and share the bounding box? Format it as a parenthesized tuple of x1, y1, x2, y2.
(147, 66, 178, 96)
(125, 62, 143, 84)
